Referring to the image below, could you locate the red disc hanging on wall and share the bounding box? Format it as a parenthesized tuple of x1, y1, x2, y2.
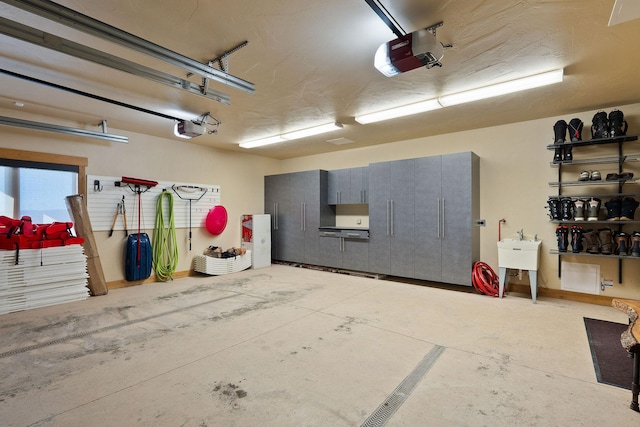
(205, 205, 228, 235)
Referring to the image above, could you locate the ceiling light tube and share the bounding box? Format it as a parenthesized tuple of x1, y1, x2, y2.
(281, 122, 343, 140)
(438, 69, 564, 107)
(239, 135, 286, 149)
(0, 116, 128, 143)
(355, 99, 442, 124)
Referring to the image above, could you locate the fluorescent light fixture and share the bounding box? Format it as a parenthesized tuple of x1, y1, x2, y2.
(281, 122, 343, 140)
(438, 69, 564, 107)
(0, 115, 128, 143)
(239, 135, 286, 149)
(355, 99, 442, 124)
(239, 122, 343, 149)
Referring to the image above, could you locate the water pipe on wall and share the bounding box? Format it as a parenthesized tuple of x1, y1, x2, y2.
(498, 218, 506, 241)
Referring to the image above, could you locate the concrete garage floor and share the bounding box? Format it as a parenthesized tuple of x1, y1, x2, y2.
(1, 264, 638, 426)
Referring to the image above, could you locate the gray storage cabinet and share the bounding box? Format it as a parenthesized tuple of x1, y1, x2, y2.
(265, 170, 330, 264)
(369, 152, 479, 286)
(327, 167, 369, 204)
(368, 159, 415, 277)
(319, 229, 369, 271)
(414, 152, 479, 286)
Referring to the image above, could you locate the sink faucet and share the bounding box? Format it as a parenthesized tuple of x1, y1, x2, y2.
(518, 229, 524, 241)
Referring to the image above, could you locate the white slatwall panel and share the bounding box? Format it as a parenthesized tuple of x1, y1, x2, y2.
(87, 175, 221, 232)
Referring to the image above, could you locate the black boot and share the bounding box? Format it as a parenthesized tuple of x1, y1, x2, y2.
(604, 197, 621, 221)
(571, 225, 584, 253)
(630, 232, 640, 257)
(608, 109, 628, 137)
(621, 197, 639, 220)
(546, 197, 562, 221)
(553, 120, 566, 163)
(591, 111, 609, 139)
(568, 118, 583, 141)
(615, 231, 629, 256)
(556, 225, 569, 252)
(560, 197, 574, 221)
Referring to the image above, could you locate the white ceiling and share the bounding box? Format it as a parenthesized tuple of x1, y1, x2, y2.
(1, 0, 640, 159)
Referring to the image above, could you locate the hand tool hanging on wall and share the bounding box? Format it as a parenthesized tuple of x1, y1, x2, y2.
(171, 184, 207, 250)
(119, 176, 158, 281)
(108, 196, 128, 237)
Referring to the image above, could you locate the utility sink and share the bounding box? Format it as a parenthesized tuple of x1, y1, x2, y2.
(497, 238, 542, 303)
(497, 239, 542, 270)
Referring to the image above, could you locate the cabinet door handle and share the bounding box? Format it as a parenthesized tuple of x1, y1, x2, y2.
(303, 202, 306, 231)
(442, 198, 445, 239)
(386, 200, 390, 235)
(390, 200, 394, 236)
(274, 203, 279, 230)
(437, 198, 441, 238)
(301, 202, 304, 231)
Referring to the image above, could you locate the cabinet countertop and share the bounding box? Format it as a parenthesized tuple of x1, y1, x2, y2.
(318, 226, 369, 231)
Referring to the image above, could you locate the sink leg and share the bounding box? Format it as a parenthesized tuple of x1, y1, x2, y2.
(529, 270, 538, 304)
(499, 267, 507, 298)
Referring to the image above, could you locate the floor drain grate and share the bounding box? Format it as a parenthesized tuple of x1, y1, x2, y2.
(361, 345, 445, 427)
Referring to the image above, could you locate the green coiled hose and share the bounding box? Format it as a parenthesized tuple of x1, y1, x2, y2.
(153, 191, 178, 281)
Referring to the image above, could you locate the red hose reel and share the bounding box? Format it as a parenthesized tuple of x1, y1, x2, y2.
(472, 262, 500, 297)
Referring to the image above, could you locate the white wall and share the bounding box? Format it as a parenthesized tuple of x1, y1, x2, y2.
(3, 103, 640, 299)
(0, 110, 281, 283)
(280, 102, 640, 300)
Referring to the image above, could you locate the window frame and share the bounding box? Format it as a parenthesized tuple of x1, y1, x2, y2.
(0, 148, 88, 218)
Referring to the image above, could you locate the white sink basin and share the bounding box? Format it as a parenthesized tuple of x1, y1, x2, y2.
(497, 239, 542, 270)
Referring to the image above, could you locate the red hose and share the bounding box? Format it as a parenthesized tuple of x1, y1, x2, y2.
(472, 262, 500, 297)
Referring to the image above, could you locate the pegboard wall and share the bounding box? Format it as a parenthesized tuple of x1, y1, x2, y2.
(87, 175, 221, 233)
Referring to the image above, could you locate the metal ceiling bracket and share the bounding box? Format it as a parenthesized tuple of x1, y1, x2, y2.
(1, 0, 255, 95)
(0, 17, 232, 105)
(425, 21, 453, 50)
(195, 41, 249, 96)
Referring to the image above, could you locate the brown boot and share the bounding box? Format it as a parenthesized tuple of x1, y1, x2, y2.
(583, 230, 600, 254)
(598, 228, 614, 255)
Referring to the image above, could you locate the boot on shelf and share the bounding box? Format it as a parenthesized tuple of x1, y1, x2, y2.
(598, 228, 614, 255)
(621, 197, 640, 220)
(556, 225, 569, 252)
(605, 197, 621, 221)
(591, 111, 609, 139)
(573, 199, 587, 221)
(570, 225, 584, 253)
(560, 197, 575, 221)
(615, 231, 630, 256)
(553, 120, 567, 163)
(630, 232, 640, 257)
(583, 230, 600, 254)
(587, 198, 602, 221)
(608, 109, 628, 137)
(568, 118, 583, 142)
(546, 197, 562, 221)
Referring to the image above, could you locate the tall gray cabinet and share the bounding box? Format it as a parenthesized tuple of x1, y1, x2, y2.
(369, 152, 479, 286)
(368, 159, 416, 277)
(264, 170, 331, 264)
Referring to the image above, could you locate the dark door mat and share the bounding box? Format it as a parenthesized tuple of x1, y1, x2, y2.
(584, 317, 633, 390)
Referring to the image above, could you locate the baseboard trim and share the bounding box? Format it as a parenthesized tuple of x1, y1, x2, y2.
(507, 283, 614, 306)
(105, 265, 614, 306)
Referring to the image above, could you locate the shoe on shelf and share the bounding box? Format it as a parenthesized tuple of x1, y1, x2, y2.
(590, 170, 602, 181)
(579, 171, 591, 181)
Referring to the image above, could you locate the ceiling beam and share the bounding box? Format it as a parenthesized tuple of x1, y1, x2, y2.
(0, 17, 232, 105)
(1, 0, 255, 95)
